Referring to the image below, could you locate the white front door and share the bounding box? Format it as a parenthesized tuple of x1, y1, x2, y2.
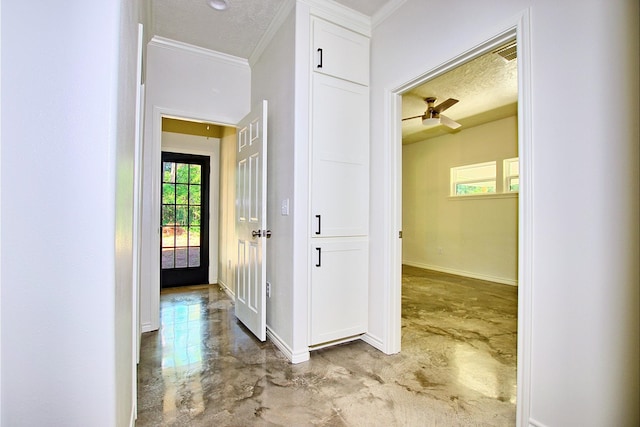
(235, 100, 268, 341)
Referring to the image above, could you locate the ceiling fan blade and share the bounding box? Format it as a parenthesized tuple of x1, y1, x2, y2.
(433, 98, 459, 113)
(402, 115, 424, 121)
(440, 114, 461, 129)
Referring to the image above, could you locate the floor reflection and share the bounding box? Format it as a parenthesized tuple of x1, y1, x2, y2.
(159, 288, 208, 421)
(453, 342, 517, 403)
(161, 301, 204, 368)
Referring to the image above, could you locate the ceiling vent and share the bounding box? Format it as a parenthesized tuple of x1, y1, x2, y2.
(494, 42, 517, 61)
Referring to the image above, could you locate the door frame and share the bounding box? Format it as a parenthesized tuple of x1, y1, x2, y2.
(145, 106, 226, 332)
(381, 11, 533, 426)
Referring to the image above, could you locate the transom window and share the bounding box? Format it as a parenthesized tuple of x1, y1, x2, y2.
(450, 161, 496, 196)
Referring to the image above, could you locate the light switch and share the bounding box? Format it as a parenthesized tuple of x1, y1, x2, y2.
(281, 198, 290, 216)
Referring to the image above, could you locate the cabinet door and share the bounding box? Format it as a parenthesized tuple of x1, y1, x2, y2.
(311, 73, 369, 237)
(310, 238, 368, 345)
(312, 18, 369, 85)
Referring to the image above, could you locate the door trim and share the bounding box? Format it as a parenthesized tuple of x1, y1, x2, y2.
(380, 10, 533, 426)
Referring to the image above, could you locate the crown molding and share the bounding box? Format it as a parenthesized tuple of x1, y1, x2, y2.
(149, 36, 249, 68)
(249, 0, 296, 67)
(299, 0, 371, 36)
(372, 0, 408, 28)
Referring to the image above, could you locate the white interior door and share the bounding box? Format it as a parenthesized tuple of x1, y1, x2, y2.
(235, 100, 268, 341)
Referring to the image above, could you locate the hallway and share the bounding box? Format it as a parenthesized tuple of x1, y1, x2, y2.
(136, 267, 517, 426)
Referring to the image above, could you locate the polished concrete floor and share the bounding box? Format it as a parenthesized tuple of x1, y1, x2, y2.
(136, 266, 517, 426)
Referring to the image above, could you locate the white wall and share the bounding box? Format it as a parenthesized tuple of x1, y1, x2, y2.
(140, 38, 250, 332)
(0, 1, 3, 420)
(403, 116, 518, 285)
(161, 132, 221, 284)
(115, 2, 143, 425)
(1, 0, 140, 425)
(370, 0, 639, 426)
(250, 4, 302, 359)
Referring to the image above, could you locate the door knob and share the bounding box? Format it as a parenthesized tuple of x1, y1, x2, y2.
(265, 230, 272, 238)
(251, 230, 262, 238)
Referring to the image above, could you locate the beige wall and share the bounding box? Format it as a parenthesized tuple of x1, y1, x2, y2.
(218, 127, 237, 293)
(402, 115, 518, 284)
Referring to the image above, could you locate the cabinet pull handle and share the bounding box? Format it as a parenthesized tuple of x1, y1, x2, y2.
(315, 247, 322, 267)
(317, 48, 323, 68)
(315, 215, 321, 235)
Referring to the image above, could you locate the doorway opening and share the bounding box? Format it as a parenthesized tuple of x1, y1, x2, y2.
(399, 37, 519, 413)
(385, 19, 533, 423)
(159, 116, 224, 289)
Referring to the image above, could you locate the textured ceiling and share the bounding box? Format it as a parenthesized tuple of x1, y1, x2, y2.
(148, 1, 514, 139)
(332, 0, 390, 17)
(150, 0, 288, 58)
(402, 46, 518, 144)
(149, 0, 390, 58)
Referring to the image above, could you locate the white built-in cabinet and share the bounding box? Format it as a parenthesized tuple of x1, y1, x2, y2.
(310, 238, 369, 344)
(311, 18, 369, 85)
(309, 16, 370, 346)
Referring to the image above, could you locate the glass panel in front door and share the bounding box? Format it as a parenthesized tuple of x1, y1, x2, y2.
(162, 161, 202, 270)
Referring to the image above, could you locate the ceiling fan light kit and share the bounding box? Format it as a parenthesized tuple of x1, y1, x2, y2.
(403, 97, 462, 129)
(422, 117, 440, 126)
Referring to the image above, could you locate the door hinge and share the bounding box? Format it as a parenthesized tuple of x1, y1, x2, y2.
(399, 230, 403, 239)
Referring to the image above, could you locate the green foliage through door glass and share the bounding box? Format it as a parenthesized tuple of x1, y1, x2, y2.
(176, 163, 189, 183)
(189, 185, 201, 205)
(162, 205, 176, 226)
(175, 184, 189, 204)
(189, 165, 202, 184)
(162, 184, 175, 204)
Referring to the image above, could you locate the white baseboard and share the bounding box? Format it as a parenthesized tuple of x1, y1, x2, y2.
(140, 321, 155, 333)
(129, 404, 136, 427)
(361, 332, 386, 353)
(529, 418, 549, 427)
(217, 279, 235, 300)
(403, 260, 518, 286)
(266, 327, 310, 364)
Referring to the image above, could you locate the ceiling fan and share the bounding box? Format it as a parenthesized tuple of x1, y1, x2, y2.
(402, 97, 461, 129)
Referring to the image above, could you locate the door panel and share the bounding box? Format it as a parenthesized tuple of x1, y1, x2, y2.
(161, 152, 210, 287)
(235, 100, 268, 341)
(310, 238, 368, 345)
(311, 73, 369, 237)
(312, 17, 370, 85)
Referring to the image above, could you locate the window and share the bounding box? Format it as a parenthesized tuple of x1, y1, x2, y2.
(504, 157, 519, 192)
(450, 161, 496, 196)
